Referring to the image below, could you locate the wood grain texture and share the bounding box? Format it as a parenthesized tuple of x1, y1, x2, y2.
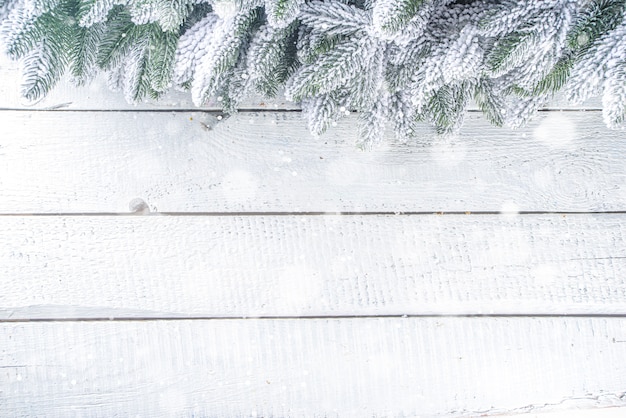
(511, 407, 626, 418)
(1, 52, 624, 418)
(1, 111, 625, 213)
(2, 318, 626, 417)
(2, 214, 625, 319)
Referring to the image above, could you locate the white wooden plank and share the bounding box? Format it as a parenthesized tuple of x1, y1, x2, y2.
(2, 318, 626, 416)
(1, 111, 625, 213)
(511, 407, 626, 418)
(2, 214, 625, 319)
(0, 53, 601, 110)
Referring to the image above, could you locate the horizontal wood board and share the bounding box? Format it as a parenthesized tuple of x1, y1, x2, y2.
(512, 407, 626, 417)
(1, 111, 625, 213)
(2, 318, 626, 417)
(2, 214, 625, 319)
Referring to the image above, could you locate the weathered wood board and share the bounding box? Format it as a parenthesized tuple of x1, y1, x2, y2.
(513, 407, 626, 417)
(1, 111, 624, 213)
(2, 318, 626, 417)
(1, 214, 626, 320)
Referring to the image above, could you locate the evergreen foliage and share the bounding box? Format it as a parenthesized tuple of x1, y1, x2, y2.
(1, 0, 625, 146)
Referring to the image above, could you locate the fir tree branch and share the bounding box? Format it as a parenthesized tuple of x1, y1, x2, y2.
(602, 63, 626, 129)
(427, 81, 471, 134)
(3, 6, 54, 59)
(296, 27, 345, 64)
(69, 22, 105, 85)
(122, 35, 151, 102)
(191, 6, 262, 106)
(286, 36, 375, 101)
(20, 34, 70, 102)
(299, 0, 370, 37)
(126, 0, 194, 31)
(567, 0, 626, 53)
(174, 12, 219, 87)
(78, 0, 129, 27)
(390, 91, 419, 141)
(372, 0, 426, 37)
(512, 54, 574, 98)
(4, 0, 79, 100)
(357, 91, 389, 148)
(486, 30, 536, 77)
(146, 28, 179, 92)
(247, 21, 299, 97)
(301, 91, 346, 136)
(95, 7, 138, 70)
(473, 79, 505, 127)
(265, 0, 304, 28)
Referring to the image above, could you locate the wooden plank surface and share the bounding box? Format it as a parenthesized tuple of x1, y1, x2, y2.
(512, 408, 626, 418)
(2, 214, 625, 319)
(1, 48, 624, 418)
(1, 111, 625, 213)
(2, 318, 626, 417)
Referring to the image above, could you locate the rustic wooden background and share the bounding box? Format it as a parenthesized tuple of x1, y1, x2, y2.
(2, 52, 626, 417)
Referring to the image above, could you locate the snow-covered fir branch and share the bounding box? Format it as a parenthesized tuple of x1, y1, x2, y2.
(1, 0, 625, 146)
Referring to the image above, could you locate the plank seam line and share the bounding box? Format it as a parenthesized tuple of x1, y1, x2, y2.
(0, 210, 625, 217)
(0, 108, 603, 113)
(4, 314, 626, 323)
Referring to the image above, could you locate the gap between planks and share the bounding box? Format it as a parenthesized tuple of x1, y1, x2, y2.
(5, 313, 626, 324)
(1, 210, 626, 216)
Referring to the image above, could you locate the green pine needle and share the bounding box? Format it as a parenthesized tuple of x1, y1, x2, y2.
(474, 80, 505, 127)
(146, 29, 179, 92)
(427, 82, 471, 134)
(515, 55, 575, 98)
(486, 30, 535, 76)
(69, 23, 105, 85)
(567, 0, 626, 52)
(374, 0, 426, 35)
(95, 8, 138, 70)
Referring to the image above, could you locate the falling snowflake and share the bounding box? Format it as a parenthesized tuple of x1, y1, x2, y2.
(533, 113, 578, 149)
